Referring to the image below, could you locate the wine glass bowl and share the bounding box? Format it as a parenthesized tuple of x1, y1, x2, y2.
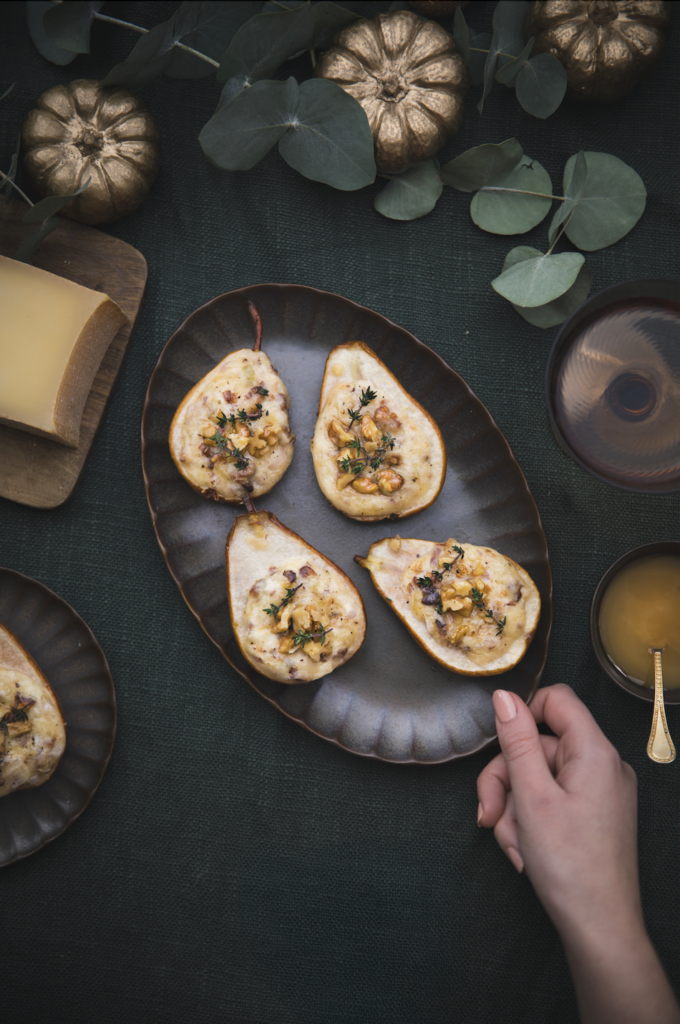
(546, 280, 680, 493)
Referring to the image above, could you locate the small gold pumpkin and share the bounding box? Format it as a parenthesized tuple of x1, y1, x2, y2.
(315, 11, 469, 175)
(22, 79, 161, 225)
(525, 1, 674, 103)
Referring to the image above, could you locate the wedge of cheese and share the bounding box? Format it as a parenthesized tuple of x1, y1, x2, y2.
(0, 255, 127, 447)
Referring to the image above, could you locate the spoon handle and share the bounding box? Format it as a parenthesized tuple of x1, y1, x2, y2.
(647, 650, 675, 764)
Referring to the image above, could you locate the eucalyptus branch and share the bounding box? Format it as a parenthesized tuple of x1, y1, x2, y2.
(0, 170, 34, 207)
(93, 12, 220, 68)
(546, 209, 575, 256)
(479, 186, 566, 201)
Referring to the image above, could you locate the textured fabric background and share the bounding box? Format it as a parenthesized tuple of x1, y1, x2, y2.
(1, 2, 679, 1021)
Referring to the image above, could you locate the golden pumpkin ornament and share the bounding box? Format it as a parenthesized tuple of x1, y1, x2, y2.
(525, 1, 674, 103)
(315, 11, 469, 175)
(22, 79, 161, 225)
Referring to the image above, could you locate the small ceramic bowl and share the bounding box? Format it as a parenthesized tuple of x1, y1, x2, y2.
(590, 540, 680, 703)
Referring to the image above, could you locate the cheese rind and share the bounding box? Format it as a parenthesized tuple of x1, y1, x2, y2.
(0, 255, 127, 447)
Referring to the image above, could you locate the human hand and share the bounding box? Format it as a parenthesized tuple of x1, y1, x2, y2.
(476, 684, 640, 942)
(476, 685, 680, 1024)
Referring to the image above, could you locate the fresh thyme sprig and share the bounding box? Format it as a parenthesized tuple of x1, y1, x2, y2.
(216, 402, 264, 430)
(339, 432, 395, 475)
(204, 431, 250, 470)
(346, 387, 377, 424)
(471, 587, 506, 635)
(293, 627, 333, 648)
(263, 585, 302, 617)
(452, 545, 465, 558)
(253, 386, 269, 397)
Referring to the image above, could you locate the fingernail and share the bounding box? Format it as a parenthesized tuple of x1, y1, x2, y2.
(493, 689, 517, 723)
(506, 846, 524, 873)
(477, 801, 483, 826)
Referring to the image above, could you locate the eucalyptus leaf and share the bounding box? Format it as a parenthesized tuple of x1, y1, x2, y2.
(564, 151, 646, 251)
(374, 161, 442, 221)
(216, 78, 246, 111)
(492, 249, 585, 307)
(165, 1, 261, 79)
(102, 20, 177, 87)
(467, 33, 493, 87)
(278, 78, 375, 191)
(22, 179, 91, 223)
(310, 2, 361, 50)
(495, 37, 533, 86)
(477, 30, 500, 114)
(217, 6, 315, 87)
(500, 246, 592, 327)
(515, 52, 566, 118)
(440, 138, 522, 192)
(199, 77, 299, 171)
(549, 149, 586, 246)
(472, 155, 552, 234)
(453, 7, 470, 65)
(42, 0, 103, 55)
(27, 2, 78, 65)
(493, 0, 529, 63)
(15, 216, 61, 265)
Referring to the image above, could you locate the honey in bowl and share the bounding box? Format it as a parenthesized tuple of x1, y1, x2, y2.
(599, 555, 680, 689)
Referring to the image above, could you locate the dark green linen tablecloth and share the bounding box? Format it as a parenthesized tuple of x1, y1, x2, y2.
(1, 3, 679, 1021)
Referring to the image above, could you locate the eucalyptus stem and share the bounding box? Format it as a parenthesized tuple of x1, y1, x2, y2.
(0, 170, 34, 207)
(479, 186, 567, 201)
(94, 13, 220, 68)
(546, 210, 574, 256)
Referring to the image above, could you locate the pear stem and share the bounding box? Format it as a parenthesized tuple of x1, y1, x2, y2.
(242, 494, 257, 513)
(248, 300, 263, 351)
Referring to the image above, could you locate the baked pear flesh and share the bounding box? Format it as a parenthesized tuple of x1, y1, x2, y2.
(311, 341, 446, 521)
(357, 537, 540, 676)
(227, 511, 367, 684)
(169, 303, 295, 503)
(0, 624, 66, 795)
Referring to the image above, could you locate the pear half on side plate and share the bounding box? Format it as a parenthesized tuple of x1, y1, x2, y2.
(311, 341, 446, 522)
(0, 623, 66, 795)
(169, 302, 295, 503)
(356, 536, 540, 677)
(227, 511, 367, 684)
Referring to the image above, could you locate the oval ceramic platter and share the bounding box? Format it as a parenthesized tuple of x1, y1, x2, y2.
(142, 285, 552, 764)
(0, 569, 116, 865)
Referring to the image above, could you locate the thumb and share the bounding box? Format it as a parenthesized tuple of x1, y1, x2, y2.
(492, 690, 555, 807)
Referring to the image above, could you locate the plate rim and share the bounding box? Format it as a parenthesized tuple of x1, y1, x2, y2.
(0, 566, 117, 866)
(141, 282, 553, 764)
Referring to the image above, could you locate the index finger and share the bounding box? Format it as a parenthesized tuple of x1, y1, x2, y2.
(528, 684, 605, 743)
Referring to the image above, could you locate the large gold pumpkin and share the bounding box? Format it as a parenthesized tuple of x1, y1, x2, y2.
(525, 1, 674, 103)
(22, 79, 161, 225)
(315, 11, 469, 175)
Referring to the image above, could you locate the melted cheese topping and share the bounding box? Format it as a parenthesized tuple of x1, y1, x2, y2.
(314, 380, 436, 519)
(169, 349, 294, 502)
(0, 667, 66, 795)
(242, 559, 364, 683)
(402, 540, 529, 667)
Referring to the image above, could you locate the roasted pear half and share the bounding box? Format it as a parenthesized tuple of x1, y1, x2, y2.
(227, 511, 367, 684)
(356, 536, 540, 676)
(0, 623, 66, 795)
(311, 341, 446, 521)
(169, 302, 295, 503)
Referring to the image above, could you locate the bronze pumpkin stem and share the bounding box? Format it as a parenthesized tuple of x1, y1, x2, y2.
(248, 301, 263, 352)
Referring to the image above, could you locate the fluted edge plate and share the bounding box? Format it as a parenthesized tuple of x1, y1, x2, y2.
(0, 568, 116, 865)
(141, 284, 552, 764)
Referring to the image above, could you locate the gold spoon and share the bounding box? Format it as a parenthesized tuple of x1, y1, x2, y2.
(646, 647, 675, 764)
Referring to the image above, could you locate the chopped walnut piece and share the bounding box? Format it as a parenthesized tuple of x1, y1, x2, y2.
(374, 404, 400, 431)
(375, 469, 404, 494)
(352, 477, 379, 494)
(360, 415, 381, 443)
(328, 418, 355, 447)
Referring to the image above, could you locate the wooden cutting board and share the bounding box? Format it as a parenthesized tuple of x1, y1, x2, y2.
(0, 201, 147, 508)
